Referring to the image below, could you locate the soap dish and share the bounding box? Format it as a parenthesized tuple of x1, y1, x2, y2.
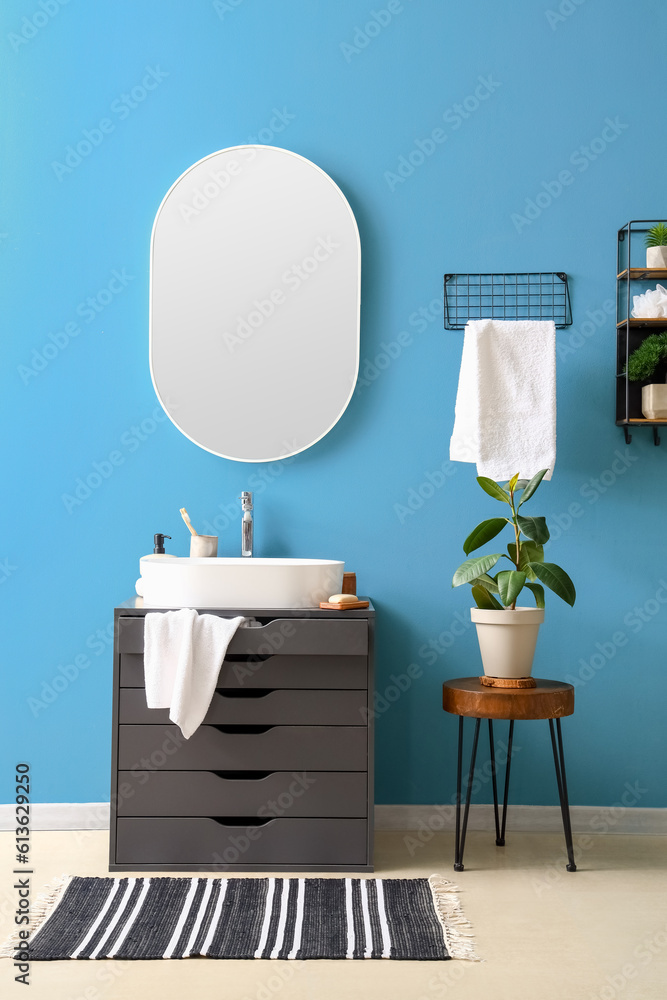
(319, 599, 369, 610)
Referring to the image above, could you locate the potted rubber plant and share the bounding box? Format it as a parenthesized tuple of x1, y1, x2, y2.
(452, 470, 576, 679)
(625, 331, 667, 419)
(646, 223, 667, 268)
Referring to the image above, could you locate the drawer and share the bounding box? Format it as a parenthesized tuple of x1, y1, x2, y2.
(116, 770, 367, 818)
(118, 688, 367, 726)
(116, 817, 368, 866)
(118, 616, 368, 656)
(118, 725, 367, 771)
(119, 652, 367, 690)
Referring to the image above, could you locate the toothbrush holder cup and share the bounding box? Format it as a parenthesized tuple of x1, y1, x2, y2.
(190, 534, 218, 558)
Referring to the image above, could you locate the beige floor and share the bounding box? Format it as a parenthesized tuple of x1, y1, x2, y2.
(1, 829, 666, 1000)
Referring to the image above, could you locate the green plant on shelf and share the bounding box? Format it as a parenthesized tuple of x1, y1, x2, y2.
(625, 331, 667, 382)
(645, 224, 667, 248)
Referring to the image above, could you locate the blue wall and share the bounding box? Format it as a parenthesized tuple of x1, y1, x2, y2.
(2, 0, 665, 809)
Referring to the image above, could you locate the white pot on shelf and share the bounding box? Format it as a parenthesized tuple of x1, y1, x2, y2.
(470, 607, 544, 678)
(642, 382, 667, 419)
(646, 246, 667, 268)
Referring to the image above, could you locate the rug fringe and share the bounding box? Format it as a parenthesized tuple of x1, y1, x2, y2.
(427, 874, 480, 962)
(0, 874, 73, 958)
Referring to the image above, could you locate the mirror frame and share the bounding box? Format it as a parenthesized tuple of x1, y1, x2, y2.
(149, 145, 361, 463)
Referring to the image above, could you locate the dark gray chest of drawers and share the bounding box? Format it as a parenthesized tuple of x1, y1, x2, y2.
(109, 601, 375, 872)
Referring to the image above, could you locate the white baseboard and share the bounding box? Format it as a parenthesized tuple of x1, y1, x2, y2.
(375, 804, 667, 836)
(0, 802, 664, 835)
(0, 803, 110, 831)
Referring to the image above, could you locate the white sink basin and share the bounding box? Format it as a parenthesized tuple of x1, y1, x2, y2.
(136, 556, 345, 609)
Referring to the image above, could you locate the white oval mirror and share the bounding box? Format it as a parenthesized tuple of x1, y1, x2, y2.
(150, 146, 361, 463)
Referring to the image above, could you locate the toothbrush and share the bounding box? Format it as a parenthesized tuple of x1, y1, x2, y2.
(179, 508, 198, 536)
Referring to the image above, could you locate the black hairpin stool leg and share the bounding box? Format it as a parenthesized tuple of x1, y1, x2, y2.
(489, 718, 514, 847)
(454, 716, 480, 872)
(498, 720, 514, 846)
(549, 718, 577, 871)
(488, 720, 501, 845)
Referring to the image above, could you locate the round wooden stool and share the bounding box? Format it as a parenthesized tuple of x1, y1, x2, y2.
(442, 677, 576, 872)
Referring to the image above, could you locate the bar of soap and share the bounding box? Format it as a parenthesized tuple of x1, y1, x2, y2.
(328, 593, 358, 604)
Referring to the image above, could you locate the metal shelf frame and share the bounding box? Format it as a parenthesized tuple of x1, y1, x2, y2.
(443, 272, 572, 330)
(616, 220, 667, 446)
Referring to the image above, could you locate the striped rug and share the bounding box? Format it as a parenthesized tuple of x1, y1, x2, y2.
(1, 875, 478, 961)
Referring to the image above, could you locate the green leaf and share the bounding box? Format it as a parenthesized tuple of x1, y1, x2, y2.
(646, 223, 667, 248)
(524, 582, 545, 609)
(523, 542, 544, 563)
(508, 542, 544, 578)
(476, 477, 511, 504)
(528, 562, 576, 606)
(507, 472, 520, 493)
(463, 518, 508, 555)
(452, 553, 502, 588)
(496, 570, 526, 607)
(473, 572, 500, 594)
(471, 585, 503, 610)
(517, 514, 550, 544)
(518, 469, 549, 507)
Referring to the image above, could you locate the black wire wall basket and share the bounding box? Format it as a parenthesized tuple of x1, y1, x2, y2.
(443, 272, 572, 330)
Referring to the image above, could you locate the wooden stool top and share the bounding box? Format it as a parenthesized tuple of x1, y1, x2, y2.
(443, 677, 574, 721)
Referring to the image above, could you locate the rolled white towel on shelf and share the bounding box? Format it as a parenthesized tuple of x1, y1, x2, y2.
(450, 319, 556, 482)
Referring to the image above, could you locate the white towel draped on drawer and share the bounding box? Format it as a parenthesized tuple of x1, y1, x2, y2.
(144, 609, 246, 739)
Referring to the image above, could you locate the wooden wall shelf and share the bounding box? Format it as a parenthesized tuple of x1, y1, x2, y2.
(618, 268, 667, 280)
(617, 318, 667, 328)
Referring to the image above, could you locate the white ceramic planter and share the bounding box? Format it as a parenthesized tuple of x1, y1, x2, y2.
(646, 246, 667, 268)
(642, 383, 667, 419)
(470, 607, 544, 678)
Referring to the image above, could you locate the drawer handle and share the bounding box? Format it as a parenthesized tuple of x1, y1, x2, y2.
(224, 654, 274, 663)
(213, 771, 274, 780)
(213, 724, 274, 735)
(211, 817, 274, 827)
(218, 689, 272, 700)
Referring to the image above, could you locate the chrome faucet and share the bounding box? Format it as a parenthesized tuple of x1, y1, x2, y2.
(240, 491, 253, 557)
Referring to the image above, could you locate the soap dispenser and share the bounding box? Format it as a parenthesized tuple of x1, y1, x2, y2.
(135, 534, 172, 599)
(152, 533, 171, 555)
